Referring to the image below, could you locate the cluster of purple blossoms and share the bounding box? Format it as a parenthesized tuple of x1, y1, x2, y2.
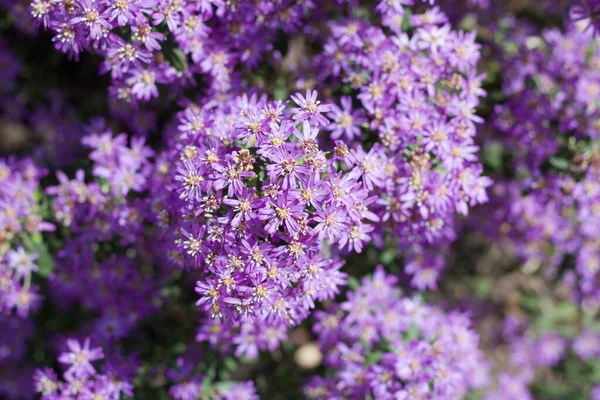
(480, 23, 600, 306)
(0, 157, 54, 317)
(82, 121, 154, 197)
(167, 356, 259, 400)
(6, 0, 599, 398)
(0, 314, 36, 398)
(33, 338, 135, 399)
(309, 4, 490, 288)
(28, 0, 315, 104)
(304, 267, 489, 400)
(484, 311, 600, 399)
(42, 126, 169, 343)
(152, 91, 378, 336)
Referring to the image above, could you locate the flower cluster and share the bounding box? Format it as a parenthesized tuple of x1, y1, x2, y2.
(0, 0, 596, 399)
(168, 356, 260, 400)
(484, 311, 600, 399)
(82, 123, 154, 197)
(309, 5, 490, 288)
(481, 24, 600, 305)
(28, 0, 314, 103)
(153, 91, 378, 329)
(0, 157, 54, 317)
(33, 338, 135, 399)
(305, 267, 489, 400)
(42, 127, 168, 343)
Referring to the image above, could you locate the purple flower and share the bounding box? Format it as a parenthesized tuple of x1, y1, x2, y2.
(218, 381, 259, 400)
(291, 90, 333, 127)
(71, 0, 111, 40)
(573, 330, 600, 360)
(6, 247, 38, 279)
(532, 333, 567, 367)
(58, 338, 104, 379)
(259, 195, 306, 236)
(33, 368, 58, 397)
(327, 96, 364, 141)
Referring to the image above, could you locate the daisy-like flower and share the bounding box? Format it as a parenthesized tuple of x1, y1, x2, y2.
(7, 247, 39, 278)
(571, 0, 600, 35)
(70, 0, 111, 40)
(327, 96, 364, 141)
(58, 338, 104, 379)
(33, 368, 59, 397)
(290, 90, 333, 127)
(175, 160, 207, 202)
(313, 205, 349, 243)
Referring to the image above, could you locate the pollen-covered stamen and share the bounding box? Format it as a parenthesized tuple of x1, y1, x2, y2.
(137, 24, 151, 40)
(31, 0, 52, 19)
(253, 285, 267, 300)
(324, 213, 337, 227)
(73, 352, 89, 366)
(225, 166, 242, 181)
(339, 113, 353, 127)
(229, 255, 244, 270)
(275, 206, 290, 220)
(84, 8, 100, 24)
(184, 237, 203, 257)
(267, 265, 279, 279)
(251, 248, 264, 264)
(301, 188, 314, 202)
(369, 83, 383, 100)
(118, 44, 138, 62)
(115, 0, 129, 10)
(282, 159, 296, 175)
(17, 290, 31, 306)
(360, 159, 373, 173)
(237, 199, 251, 213)
(184, 173, 204, 189)
(288, 239, 304, 256)
(304, 102, 318, 114)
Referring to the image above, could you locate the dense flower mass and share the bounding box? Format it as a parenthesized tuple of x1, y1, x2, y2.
(480, 22, 600, 306)
(33, 338, 135, 399)
(153, 92, 376, 327)
(0, 157, 53, 318)
(27, 0, 321, 102)
(305, 267, 489, 399)
(311, 5, 491, 288)
(0, 0, 598, 398)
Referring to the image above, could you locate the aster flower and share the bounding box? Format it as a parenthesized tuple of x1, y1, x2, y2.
(218, 381, 260, 400)
(306, 267, 489, 399)
(34, 368, 59, 397)
(290, 90, 333, 127)
(573, 330, 600, 360)
(327, 96, 364, 141)
(571, 1, 600, 35)
(7, 247, 39, 279)
(70, 0, 111, 40)
(58, 338, 104, 379)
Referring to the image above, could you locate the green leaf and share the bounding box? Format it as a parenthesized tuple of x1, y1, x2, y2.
(473, 278, 492, 299)
(380, 249, 397, 265)
(401, 8, 412, 32)
(484, 141, 504, 171)
(405, 323, 420, 343)
(365, 350, 383, 365)
(164, 47, 187, 71)
(549, 157, 570, 171)
(537, 382, 572, 397)
(347, 276, 361, 290)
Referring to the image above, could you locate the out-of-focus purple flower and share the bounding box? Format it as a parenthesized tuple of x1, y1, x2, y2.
(58, 338, 104, 379)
